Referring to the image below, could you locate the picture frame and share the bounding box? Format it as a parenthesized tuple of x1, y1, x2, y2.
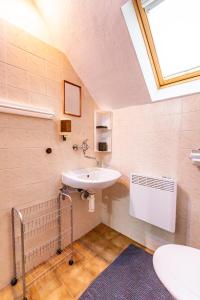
(64, 80, 81, 117)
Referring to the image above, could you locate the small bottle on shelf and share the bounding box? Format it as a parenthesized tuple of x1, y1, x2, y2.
(98, 142, 108, 151)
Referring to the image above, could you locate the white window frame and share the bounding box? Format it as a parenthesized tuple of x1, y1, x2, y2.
(121, 0, 200, 102)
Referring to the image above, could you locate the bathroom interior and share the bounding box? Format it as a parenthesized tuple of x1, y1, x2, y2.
(0, 0, 200, 299)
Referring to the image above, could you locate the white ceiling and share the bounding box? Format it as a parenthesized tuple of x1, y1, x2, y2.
(35, 0, 150, 109)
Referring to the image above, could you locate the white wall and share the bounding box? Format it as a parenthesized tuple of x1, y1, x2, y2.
(0, 20, 101, 288)
(102, 95, 200, 250)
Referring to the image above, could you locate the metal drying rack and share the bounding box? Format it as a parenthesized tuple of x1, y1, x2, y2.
(10, 188, 74, 300)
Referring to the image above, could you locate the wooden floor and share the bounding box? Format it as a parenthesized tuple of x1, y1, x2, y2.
(0, 224, 153, 300)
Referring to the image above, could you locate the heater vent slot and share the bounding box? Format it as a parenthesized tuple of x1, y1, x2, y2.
(131, 174, 175, 193)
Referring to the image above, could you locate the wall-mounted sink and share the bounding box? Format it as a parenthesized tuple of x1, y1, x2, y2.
(62, 167, 121, 190)
(153, 244, 200, 300)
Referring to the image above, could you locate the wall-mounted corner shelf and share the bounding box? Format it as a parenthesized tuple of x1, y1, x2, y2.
(0, 99, 55, 119)
(94, 110, 112, 153)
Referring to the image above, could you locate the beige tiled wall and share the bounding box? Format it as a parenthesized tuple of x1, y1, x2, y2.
(0, 20, 101, 288)
(102, 95, 200, 251)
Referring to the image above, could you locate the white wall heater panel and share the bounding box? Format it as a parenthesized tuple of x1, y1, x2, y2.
(130, 174, 177, 233)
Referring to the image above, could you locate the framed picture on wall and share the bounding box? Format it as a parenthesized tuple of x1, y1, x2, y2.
(64, 80, 81, 117)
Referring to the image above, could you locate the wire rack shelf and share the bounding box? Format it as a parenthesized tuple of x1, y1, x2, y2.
(10, 188, 74, 300)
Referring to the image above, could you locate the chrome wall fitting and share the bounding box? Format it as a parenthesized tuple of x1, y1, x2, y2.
(72, 139, 89, 153)
(72, 139, 100, 166)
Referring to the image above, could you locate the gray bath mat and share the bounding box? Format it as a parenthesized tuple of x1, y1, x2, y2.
(79, 244, 173, 300)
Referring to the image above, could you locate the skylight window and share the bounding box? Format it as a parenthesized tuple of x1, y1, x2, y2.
(134, 0, 200, 87)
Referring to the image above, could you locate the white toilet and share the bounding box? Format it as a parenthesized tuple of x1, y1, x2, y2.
(153, 244, 200, 300)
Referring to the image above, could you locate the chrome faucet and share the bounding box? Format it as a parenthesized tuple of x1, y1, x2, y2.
(81, 139, 89, 154)
(72, 139, 89, 153)
(72, 139, 100, 166)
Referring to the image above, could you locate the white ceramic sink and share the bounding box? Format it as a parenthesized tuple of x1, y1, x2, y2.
(62, 167, 121, 190)
(153, 244, 200, 300)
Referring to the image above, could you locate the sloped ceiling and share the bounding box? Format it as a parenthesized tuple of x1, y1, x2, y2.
(35, 0, 150, 109)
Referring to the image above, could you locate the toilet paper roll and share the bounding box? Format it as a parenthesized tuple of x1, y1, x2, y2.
(190, 152, 200, 159)
(189, 150, 200, 165)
